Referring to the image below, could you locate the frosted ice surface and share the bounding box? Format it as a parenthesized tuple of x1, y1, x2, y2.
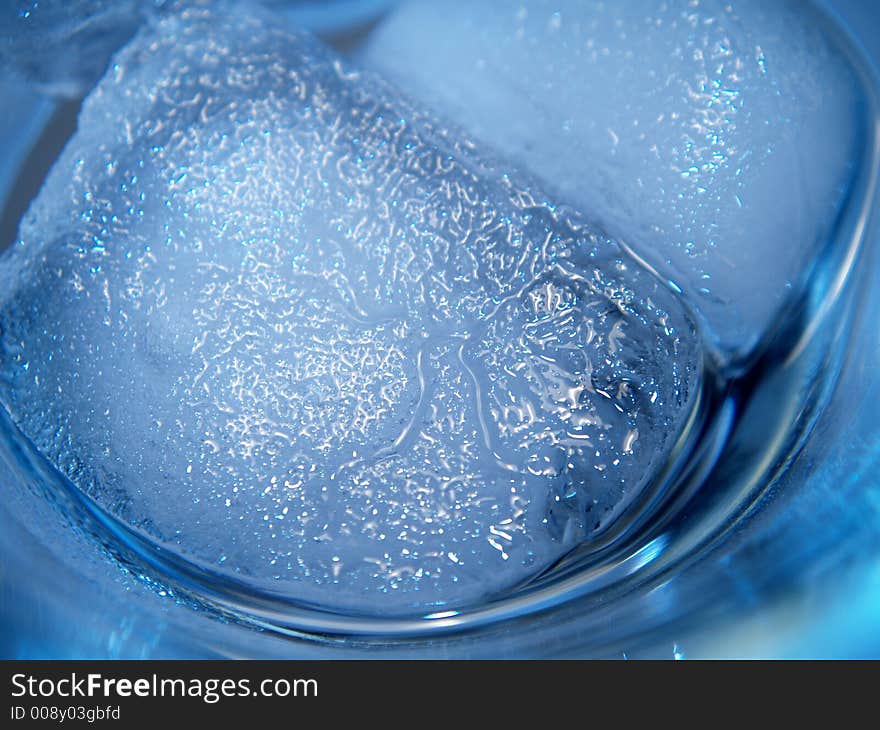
(358, 0, 866, 355)
(0, 4, 699, 614)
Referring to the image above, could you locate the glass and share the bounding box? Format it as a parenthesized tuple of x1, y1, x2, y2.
(0, 0, 878, 658)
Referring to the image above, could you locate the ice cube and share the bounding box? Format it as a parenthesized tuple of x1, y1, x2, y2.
(358, 0, 866, 355)
(0, 3, 700, 614)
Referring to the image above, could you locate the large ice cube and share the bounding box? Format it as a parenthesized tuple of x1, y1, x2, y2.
(0, 3, 699, 614)
(358, 0, 866, 355)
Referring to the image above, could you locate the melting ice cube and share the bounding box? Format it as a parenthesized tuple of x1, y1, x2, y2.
(358, 0, 866, 355)
(0, 3, 700, 614)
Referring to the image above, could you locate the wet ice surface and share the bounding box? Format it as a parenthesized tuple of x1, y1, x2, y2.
(0, 4, 699, 614)
(358, 0, 865, 355)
